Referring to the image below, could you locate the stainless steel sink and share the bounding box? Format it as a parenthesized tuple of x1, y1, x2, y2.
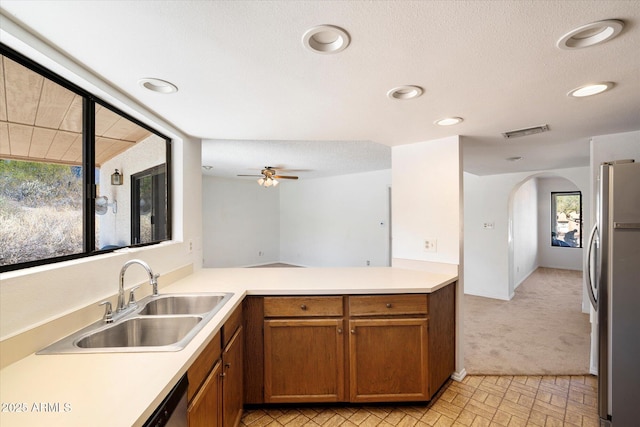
(75, 316, 202, 349)
(138, 294, 228, 315)
(38, 292, 233, 354)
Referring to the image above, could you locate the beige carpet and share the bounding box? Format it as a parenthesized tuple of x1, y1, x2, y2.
(464, 267, 591, 375)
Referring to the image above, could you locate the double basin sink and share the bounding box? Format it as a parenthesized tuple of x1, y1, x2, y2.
(38, 292, 233, 354)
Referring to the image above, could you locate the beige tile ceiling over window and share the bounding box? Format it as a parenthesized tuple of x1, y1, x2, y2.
(0, 55, 151, 166)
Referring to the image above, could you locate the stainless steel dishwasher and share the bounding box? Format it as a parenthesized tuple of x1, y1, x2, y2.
(143, 374, 188, 427)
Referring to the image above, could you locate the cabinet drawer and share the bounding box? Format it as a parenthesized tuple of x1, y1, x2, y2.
(264, 296, 343, 317)
(222, 304, 242, 347)
(349, 294, 428, 316)
(188, 330, 221, 402)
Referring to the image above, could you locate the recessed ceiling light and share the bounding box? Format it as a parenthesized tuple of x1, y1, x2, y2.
(434, 117, 463, 126)
(387, 85, 424, 100)
(138, 78, 178, 94)
(506, 156, 523, 162)
(568, 82, 614, 98)
(303, 25, 350, 54)
(557, 19, 624, 50)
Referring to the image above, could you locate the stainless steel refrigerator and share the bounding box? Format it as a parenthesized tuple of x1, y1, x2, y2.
(586, 160, 640, 427)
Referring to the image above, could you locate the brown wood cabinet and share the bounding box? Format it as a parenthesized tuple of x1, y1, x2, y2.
(243, 283, 456, 405)
(264, 318, 345, 402)
(348, 294, 429, 402)
(222, 326, 243, 427)
(262, 296, 345, 403)
(187, 304, 244, 427)
(188, 360, 222, 427)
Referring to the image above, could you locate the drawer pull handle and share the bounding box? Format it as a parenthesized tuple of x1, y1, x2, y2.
(386, 303, 392, 308)
(300, 304, 307, 310)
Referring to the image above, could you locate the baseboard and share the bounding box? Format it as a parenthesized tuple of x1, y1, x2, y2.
(514, 266, 538, 290)
(464, 289, 511, 301)
(451, 368, 467, 382)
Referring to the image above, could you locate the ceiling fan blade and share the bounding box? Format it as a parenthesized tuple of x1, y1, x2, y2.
(237, 174, 263, 177)
(274, 175, 298, 179)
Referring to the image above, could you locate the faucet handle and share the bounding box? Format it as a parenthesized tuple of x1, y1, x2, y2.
(99, 301, 113, 323)
(151, 273, 160, 296)
(128, 285, 140, 308)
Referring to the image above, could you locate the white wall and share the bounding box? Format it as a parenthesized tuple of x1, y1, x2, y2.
(464, 167, 589, 300)
(391, 136, 464, 379)
(0, 20, 203, 339)
(391, 136, 461, 266)
(201, 170, 392, 268)
(280, 170, 391, 267)
(202, 176, 280, 267)
(512, 178, 538, 287)
(536, 177, 583, 271)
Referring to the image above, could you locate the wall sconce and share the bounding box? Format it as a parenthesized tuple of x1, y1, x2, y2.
(111, 169, 123, 185)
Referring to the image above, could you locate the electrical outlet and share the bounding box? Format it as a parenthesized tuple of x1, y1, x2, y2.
(188, 239, 193, 253)
(366, 260, 370, 266)
(483, 222, 495, 229)
(424, 238, 437, 253)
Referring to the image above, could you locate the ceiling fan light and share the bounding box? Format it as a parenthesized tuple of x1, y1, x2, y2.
(272, 179, 279, 187)
(257, 178, 265, 185)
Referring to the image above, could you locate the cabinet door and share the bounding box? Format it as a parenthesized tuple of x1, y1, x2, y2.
(264, 318, 345, 403)
(349, 318, 429, 402)
(222, 327, 243, 427)
(188, 360, 222, 427)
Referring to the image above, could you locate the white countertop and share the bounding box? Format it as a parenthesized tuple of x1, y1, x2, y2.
(0, 267, 456, 427)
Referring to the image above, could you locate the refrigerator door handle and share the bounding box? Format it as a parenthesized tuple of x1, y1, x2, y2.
(585, 223, 598, 309)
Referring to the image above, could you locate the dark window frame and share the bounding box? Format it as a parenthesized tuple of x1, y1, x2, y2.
(0, 43, 172, 272)
(550, 191, 582, 249)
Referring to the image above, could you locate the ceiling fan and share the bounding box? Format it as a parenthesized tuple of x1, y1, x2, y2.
(238, 167, 298, 187)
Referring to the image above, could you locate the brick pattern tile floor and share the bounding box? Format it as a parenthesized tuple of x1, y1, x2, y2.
(240, 375, 598, 427)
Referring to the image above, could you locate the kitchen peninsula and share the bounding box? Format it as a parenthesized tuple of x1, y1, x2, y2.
(0, 267, 457, 427)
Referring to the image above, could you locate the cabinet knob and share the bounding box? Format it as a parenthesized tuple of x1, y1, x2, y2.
(386, 303, 392, 308)
(337, 328, 343, 334)
(350, 329, 356, 334)
(220, 372, 226, 378)
(225, 363, 231, 369)
(300, 304, 307, 310)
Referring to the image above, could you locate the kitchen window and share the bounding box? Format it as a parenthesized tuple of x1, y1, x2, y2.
(0, 44, 171, 272)
(551, 191, 582, 248)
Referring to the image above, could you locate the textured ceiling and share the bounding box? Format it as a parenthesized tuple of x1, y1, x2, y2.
(1, 1, 638, 177)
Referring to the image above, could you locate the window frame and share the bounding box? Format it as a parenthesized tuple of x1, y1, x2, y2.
(550, 191, 582, 249)
(0, 43, 172, 272)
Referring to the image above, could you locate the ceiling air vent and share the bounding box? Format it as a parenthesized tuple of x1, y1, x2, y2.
(502, 124, 549, 139)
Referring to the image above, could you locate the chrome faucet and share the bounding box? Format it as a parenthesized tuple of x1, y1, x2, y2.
(117, 259, 160, 312)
